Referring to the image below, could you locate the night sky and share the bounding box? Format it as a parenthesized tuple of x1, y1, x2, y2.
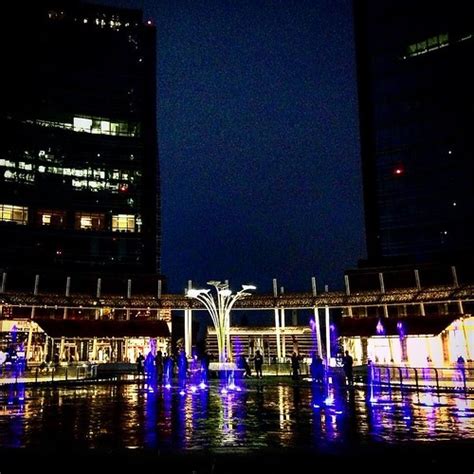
(97, 0, 365, 294)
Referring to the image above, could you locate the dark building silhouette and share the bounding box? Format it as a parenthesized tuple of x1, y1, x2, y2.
(0, 0, 161, 293)
(354, 0, 473, 271)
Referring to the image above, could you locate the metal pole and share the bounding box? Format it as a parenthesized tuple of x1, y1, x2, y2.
(311, 276, 317, 296)
(313, 306, 322, 358)
(1, 272, 7, 293)
(64, 275, 70, 321)
(344, 275, 350, 295)
(379, 273, 388, 317)
(31, 275, 40, 320)
(184, 280, 193, 357)
(273, 278, 278, 297)
(157, 279, 162, 299)
(127, 279, 132, 299)
(274, 308, 281, 360)
(26, 322, 33, 361)
(450, 267, 464, 314)
(280, 307, 286, 359)
(344, 275, 353, 317)
(65, 276, 71, 297)
(414, 270, 425, 316)
(414, 269, 421, 289)
(378, 272, 385, 293)
(451, 265, 459, 287)
(96, 278, 101, 298)
(325, 305, 331, 368)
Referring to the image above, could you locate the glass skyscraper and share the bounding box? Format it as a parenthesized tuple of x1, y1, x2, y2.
(0, 0, 160, 291)
(354, 0, 473, 268)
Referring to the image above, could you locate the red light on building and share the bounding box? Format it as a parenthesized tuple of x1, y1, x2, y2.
(393, 167, 404, 176)
(118, 183, 129, 192)
(146, 20, 153, 26)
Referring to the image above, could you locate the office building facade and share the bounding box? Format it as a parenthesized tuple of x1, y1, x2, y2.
(0, 0, 160, 292)
(354, 0, 473, 267)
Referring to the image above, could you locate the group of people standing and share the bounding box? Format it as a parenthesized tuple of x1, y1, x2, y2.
(137, 349, 198, 383)
(136, 347, 355, 386)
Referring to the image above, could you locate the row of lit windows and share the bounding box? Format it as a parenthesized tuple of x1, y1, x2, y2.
(0, 205, 28, 225)
(405, 33, 473, 60)
(0, 159, 140, 193)
(24, 116, 140, 137)
(48, 10, 141, 31)
(0, 205, 140, 232)
(406, 33, 449, 57)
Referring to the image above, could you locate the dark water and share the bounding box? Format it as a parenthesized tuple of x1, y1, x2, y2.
(0, 380, 473, 452)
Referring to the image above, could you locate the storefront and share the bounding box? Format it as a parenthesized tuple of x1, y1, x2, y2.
(0, 319, 171, 364)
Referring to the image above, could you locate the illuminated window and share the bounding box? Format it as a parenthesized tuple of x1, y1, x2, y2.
(75, 212, 105, 231)
(406, 33, 449, 57)
(101, 120, 110, 133)
(36, 116, 139, 137)
(112, 214, 136, 232)
(73, 117, 93, 132)
(0, 205, 28, 225)
(37, 210, 66, 228)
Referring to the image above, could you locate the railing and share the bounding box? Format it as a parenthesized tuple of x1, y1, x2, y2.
(254, 362, 311, 377)
(357, 364, 474, 393)
(0, 363, 97, 385)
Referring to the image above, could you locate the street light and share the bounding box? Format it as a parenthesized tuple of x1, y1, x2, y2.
(186, 281, 256, 364)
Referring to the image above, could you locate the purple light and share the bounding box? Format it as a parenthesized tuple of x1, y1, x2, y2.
(376, 320, 385, 335)
(324, 396, 334, 406)
(179, 390, 185, 396)
(165, 383, 171, 390)
(221, 388, 228, 395)
(199, 382, 207, 389)
(190, 385, 197, 393)
(330, 324, 336, 331)
(309, 318, 316, 330)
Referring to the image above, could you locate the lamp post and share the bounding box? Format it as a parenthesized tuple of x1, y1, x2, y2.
(186, 281, 256, 364)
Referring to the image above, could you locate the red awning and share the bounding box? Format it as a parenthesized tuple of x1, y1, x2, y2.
(35, 319, 170, 338)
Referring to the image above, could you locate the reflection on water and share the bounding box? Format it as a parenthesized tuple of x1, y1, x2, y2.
(0, 381, 473, 451)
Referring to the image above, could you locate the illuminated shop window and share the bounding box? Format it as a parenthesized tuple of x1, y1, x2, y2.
(75, 212, 105, 231)
(37, 210, 66, 228)
(112, 214, 136, 232)
(0, 204, 28, 225)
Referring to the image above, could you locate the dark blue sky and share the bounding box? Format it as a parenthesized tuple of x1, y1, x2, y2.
(101, 0, 365, 293)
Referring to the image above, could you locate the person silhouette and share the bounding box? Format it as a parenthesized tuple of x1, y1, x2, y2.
(310, 353, 324, 384)
(253, 350, 263, 378)
(342, 350, 354, 386)
(291, 352, 301, 380)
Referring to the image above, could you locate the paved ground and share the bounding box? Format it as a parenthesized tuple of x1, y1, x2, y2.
(1, 442, 473, 474)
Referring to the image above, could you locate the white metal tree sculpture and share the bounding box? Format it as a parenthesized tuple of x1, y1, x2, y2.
(186, 281, 256, 364)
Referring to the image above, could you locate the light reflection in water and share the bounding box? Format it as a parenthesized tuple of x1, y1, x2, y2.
(0, 382, 472, 451)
